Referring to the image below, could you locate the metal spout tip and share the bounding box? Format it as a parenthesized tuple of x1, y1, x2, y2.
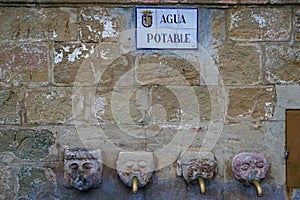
(132, 176, 139, 194)
(198, 177, 206, 195)
(252, 180, 263, 197)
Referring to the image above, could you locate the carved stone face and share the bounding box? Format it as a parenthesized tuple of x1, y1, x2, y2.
(64, 149, 102, 191)
(177, 152, 217, 183)
(117, 152, 154, 188)
(232, 153, 269, 185)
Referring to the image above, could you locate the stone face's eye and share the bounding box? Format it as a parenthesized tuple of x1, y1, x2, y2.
(240, 163, 250, 170)
(190, 165, 199, 171)
(201, 164, 212, 172)
(124, 161, 135, 167)
(256, 162, 264, 168)
(138, 161, 148, 168)
(70, 163, 78, 170)
(83, 163, 93, 171)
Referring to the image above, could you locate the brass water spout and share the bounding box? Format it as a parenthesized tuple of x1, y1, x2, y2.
(198, 177, 206, 194)
(252, 180, 263, 197)
(132, 176, 139, 194)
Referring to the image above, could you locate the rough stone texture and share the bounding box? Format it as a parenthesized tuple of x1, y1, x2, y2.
(56, 126, 85, 150)
(273, 85, 300, 120)
(222, 123, 265, 156)
(53, 42, 99, 86)
(0, 128, 55, 160)
(224, 179, 286, 200)
(241, 0, 269, 3)
(263, 44, 300, 84)
(228, 7, 292, 41)
(219, 44, 261, 85)
(0, 166, 15, 200)
(137, 54, 200, 86)
(93, 85, 212, 125)
(227, 87, 275, 121)
(0, 90, 20, 124)
(271, 0, 300, 3)
(79, 7, 125, 43)
(24, 88, 73, 124)
(0, 7, 79, 41)
(296, 8, 300, 41)
(17, 166, 58, 200)
(263, 121, 285, 186)
(0, 43, 49, 88)
(199, 9, 226, 49)
(98, 53, 135, 88)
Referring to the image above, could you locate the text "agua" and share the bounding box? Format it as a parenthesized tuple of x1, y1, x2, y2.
(160, 14, 186, 24)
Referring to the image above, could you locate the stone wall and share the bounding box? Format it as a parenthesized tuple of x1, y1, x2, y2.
(0, 1, 299, 199)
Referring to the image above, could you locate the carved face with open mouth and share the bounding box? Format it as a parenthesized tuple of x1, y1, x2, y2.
(177, 152, 217, 183)
(117, 152, 154, 187)
(232, 153, 269, 185)
(64, 149, 102, 191)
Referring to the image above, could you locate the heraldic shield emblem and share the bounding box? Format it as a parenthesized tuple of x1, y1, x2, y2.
(142, 10, 153, 28)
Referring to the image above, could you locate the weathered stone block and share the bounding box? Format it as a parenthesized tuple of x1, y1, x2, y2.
(228, 7, 292, 41)
(0, 166, 15, 200)
(145, 178, 187, 200)
(227, 87, 275, 120)
(263, 44, 300, 84)
(296, 8, 300, 41)
(273, 85, 300, 120)
(0, 90, 20, 124)
(0, 43, 49, 88)
(79, 7, 123, 42)
(161, 0, 238, 3)
(211, 9, 226, 43)
(25, 88, 73, 124)
(223, 179, 286, 200)
(17, 166, 58, 200)
(219, 44, 260, 85)
(150, 85, 212, 121)
(240, 0, 269, 3)
(98, 53, 135, 88)
(137, 54, 200, 86)
(0, 128, 55, 160)
(222, 123, 265, 156)
(93, 84, 213, 126)
(262, 121, 285, 186)
(94, 87, 143, 124)
(53, 42, 99, 86)
(0, 7, 79, 41)
(52, 8, 80, 41)
(271, 0, 298, 3)
(56, 126, 85, 149)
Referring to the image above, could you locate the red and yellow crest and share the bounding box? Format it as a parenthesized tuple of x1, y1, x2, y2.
(142, 10, 153, 28)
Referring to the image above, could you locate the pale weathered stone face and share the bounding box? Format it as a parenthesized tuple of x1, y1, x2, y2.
(232, 153, 269, 185)
(64, 149, 102, 191)
(117, 152, 154, 187)
(177, 152, 217, 183)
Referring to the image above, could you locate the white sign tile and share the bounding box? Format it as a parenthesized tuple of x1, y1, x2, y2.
(136, 7, 198, 50)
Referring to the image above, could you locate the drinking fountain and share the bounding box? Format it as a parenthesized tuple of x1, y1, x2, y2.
(117, 151, 154, 194)
(176, 151, 217, 194)
(232, 152, 270, 197)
